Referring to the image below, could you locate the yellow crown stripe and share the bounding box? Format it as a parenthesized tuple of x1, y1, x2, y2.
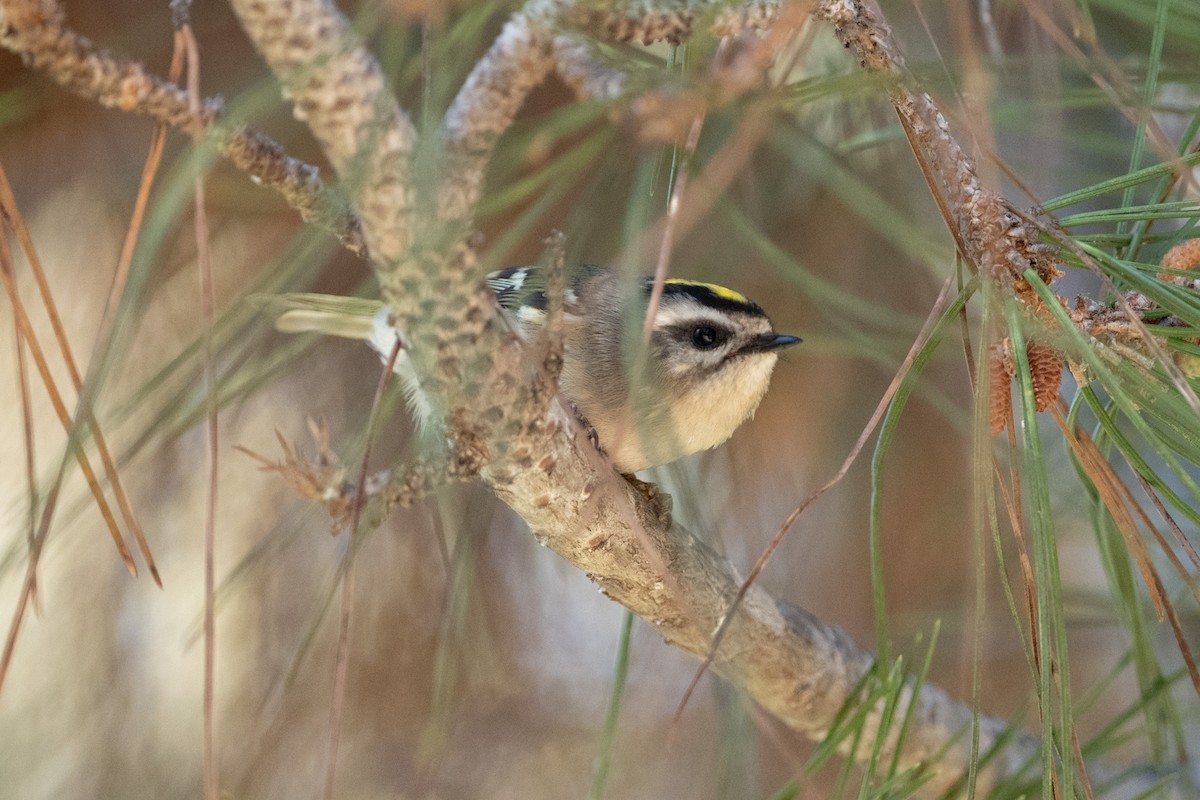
(663, 279, 749, 305)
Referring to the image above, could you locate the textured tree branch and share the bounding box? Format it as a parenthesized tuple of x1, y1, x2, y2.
(0, 0, 368, 256)
(563, 0, 781, 45)
(228, 0, 416, 268)
(817, 0, 1200, 435)
(225, 0, 1043, 795)
(550, 31, 627, 102)
(222, 126, 367, 257)
(811, 0, 1062, 300)
(439, 1, 558, 221)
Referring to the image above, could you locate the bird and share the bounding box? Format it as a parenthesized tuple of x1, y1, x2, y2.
(269, 264, 799, 473)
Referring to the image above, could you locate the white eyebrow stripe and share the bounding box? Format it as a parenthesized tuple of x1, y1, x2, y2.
(653, 302, 732, 330)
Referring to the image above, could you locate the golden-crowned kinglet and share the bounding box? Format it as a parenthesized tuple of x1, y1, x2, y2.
(273, 264, 799, 473)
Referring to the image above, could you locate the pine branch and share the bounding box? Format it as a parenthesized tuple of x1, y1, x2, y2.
(225, 0, 1041, 794)
(0, 0, 368, 256)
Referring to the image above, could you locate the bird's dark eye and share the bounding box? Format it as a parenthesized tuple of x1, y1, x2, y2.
(691, 325, 721, 349)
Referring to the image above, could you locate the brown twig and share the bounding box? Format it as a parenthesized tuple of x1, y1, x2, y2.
(74, 33, 182, 586)
(641, 102, 705, 345)
(176, 19, 221, 800)
(0, 0, 368, 256)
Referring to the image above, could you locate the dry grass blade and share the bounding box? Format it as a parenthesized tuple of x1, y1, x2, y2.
(893, 109, 974, 264)
(0, 220, 42, 696)
(1162, 592, 1200, 697)
(178, 21, 220, 800)
(1052, 408, 1200, 701)
(991, 424, 1067, 800)
(1053, 424, 1200, 700)
(1071, 727, 1097, 800)
(1052, 406, 1168, 621)
(0, 147, 165, 586)
(0, 204, 37, 572)
(628, 23, 800, 343)
(991, 454, 1039, 661)
(641, 108, 704, 348)
(0, 479, 61, 694)
(1136, 473, 1200, 574)
(0, 221, 137, 573)
(1123, 479, 1200, 609)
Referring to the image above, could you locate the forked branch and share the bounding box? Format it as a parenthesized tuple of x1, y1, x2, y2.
(2, 0, 1096, 793)
(224, 0, 1042, 794)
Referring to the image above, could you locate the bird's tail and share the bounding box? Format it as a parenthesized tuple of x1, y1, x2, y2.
(253, 292, 438, 431)
(252, 293, 384, 340)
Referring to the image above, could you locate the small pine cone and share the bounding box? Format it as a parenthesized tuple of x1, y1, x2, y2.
(1026, 340, 1063, 413)
(1158, 239, 1200, 281)
(988, 340, 1014, 433)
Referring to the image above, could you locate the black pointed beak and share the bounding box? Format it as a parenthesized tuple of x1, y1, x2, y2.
(745, 333, 802, 354)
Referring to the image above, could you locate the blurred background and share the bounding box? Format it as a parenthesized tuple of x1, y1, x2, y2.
(0, 1, 1196, 797)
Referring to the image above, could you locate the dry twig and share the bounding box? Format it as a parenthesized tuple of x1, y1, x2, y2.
(0, 0, 368, 255)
